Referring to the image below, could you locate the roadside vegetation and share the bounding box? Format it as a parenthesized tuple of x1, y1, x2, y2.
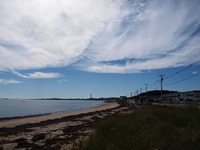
(77, 104, 200, 150)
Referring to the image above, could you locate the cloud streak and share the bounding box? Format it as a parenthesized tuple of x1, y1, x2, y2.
(0, 79, 21, 85)
(58, 79, 68, 83)
(0, 0, 200, 73)
(12, 71, 63, 79)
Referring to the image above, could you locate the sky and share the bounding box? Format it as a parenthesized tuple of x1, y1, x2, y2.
(0, 0, 200, 98)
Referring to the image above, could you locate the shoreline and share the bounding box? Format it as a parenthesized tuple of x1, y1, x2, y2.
(0, 102, 119, 128)
(0, 99, 104, 120)
(0, 102, 129, 150)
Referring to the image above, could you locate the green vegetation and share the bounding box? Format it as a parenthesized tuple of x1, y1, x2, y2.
(78, 105, 200, 150)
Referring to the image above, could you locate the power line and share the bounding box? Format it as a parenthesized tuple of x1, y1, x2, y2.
(132, 61, 200, 97)
(148, 81, 159, 89)
(164, 61, 200, 80)
(165, 71, 200, 85)
(164, 65, 200, 85)
(165, 64, 192, 80)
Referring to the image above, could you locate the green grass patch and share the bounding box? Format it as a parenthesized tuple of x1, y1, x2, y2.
(77, 106, 200, 150)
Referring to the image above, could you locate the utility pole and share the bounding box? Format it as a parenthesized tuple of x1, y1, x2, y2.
(131, 92, 133, 97)
(136, 89, 139, 96)
(136, 89, 139, 103)
(158, 75, 165, 101)
(144, 84, 148, 93)
(140, 88, 142, 94)
(144, 84, 148, 100)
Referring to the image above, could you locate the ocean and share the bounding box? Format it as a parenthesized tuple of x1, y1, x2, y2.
(0, 99, 104, 118)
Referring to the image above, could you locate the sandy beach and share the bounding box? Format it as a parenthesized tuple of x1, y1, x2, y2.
(0, 102, 119, 128)
(0, 102, 130, 150)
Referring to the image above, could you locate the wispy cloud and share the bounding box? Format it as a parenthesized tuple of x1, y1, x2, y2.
(0, 0, 124, 71)
(192, 71, 199, 75)
(0, 0, 200, 73)
(12, 71, 63, 79)
(58, 79, 68, 83)
(0, 79, 21, 85)
(78, 0, 200, 73)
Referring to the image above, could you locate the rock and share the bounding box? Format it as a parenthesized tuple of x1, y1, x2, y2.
(32, 133, 46, 142)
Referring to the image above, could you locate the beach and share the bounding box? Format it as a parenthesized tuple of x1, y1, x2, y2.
(0, 102, 118, 128)
(0, 102, 129, 150)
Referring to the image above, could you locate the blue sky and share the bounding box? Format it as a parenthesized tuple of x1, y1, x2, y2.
(0, 0, 200, 98)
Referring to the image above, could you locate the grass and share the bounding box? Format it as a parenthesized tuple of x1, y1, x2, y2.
(77, 105, 200, 150)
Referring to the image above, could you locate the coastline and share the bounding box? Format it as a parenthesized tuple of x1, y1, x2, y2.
(0, 101, 128, 150)
(0, 102, 119, 128)
(0, 99, 104, 119)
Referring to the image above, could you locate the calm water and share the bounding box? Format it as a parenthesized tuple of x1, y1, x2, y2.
(0, 99, 104, 118)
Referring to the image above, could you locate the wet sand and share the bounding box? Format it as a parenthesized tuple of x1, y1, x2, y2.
(0, 102, 131, 150)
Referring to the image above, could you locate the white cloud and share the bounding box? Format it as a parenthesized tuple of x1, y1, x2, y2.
(0, 0, 125, 71)
(82, 46, 200, 73)
(58, 79, 68, 83)
(80, 0, 200, 73)
(27, 72, 63, 79)
(0, 0, 200, 73)
(12, 70, 63, 79)
(0, 79, 21, 85)
(192, 71, 199, 75)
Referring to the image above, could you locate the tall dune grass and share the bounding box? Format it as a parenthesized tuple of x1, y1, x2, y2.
(77, 105, 200, 150)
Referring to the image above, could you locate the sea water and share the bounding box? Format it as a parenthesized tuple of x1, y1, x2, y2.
(0, 99, 104, 118)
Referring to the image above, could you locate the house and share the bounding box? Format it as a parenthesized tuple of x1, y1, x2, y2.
(163, 92, 180, 103)
(180, 90, 200, 102)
